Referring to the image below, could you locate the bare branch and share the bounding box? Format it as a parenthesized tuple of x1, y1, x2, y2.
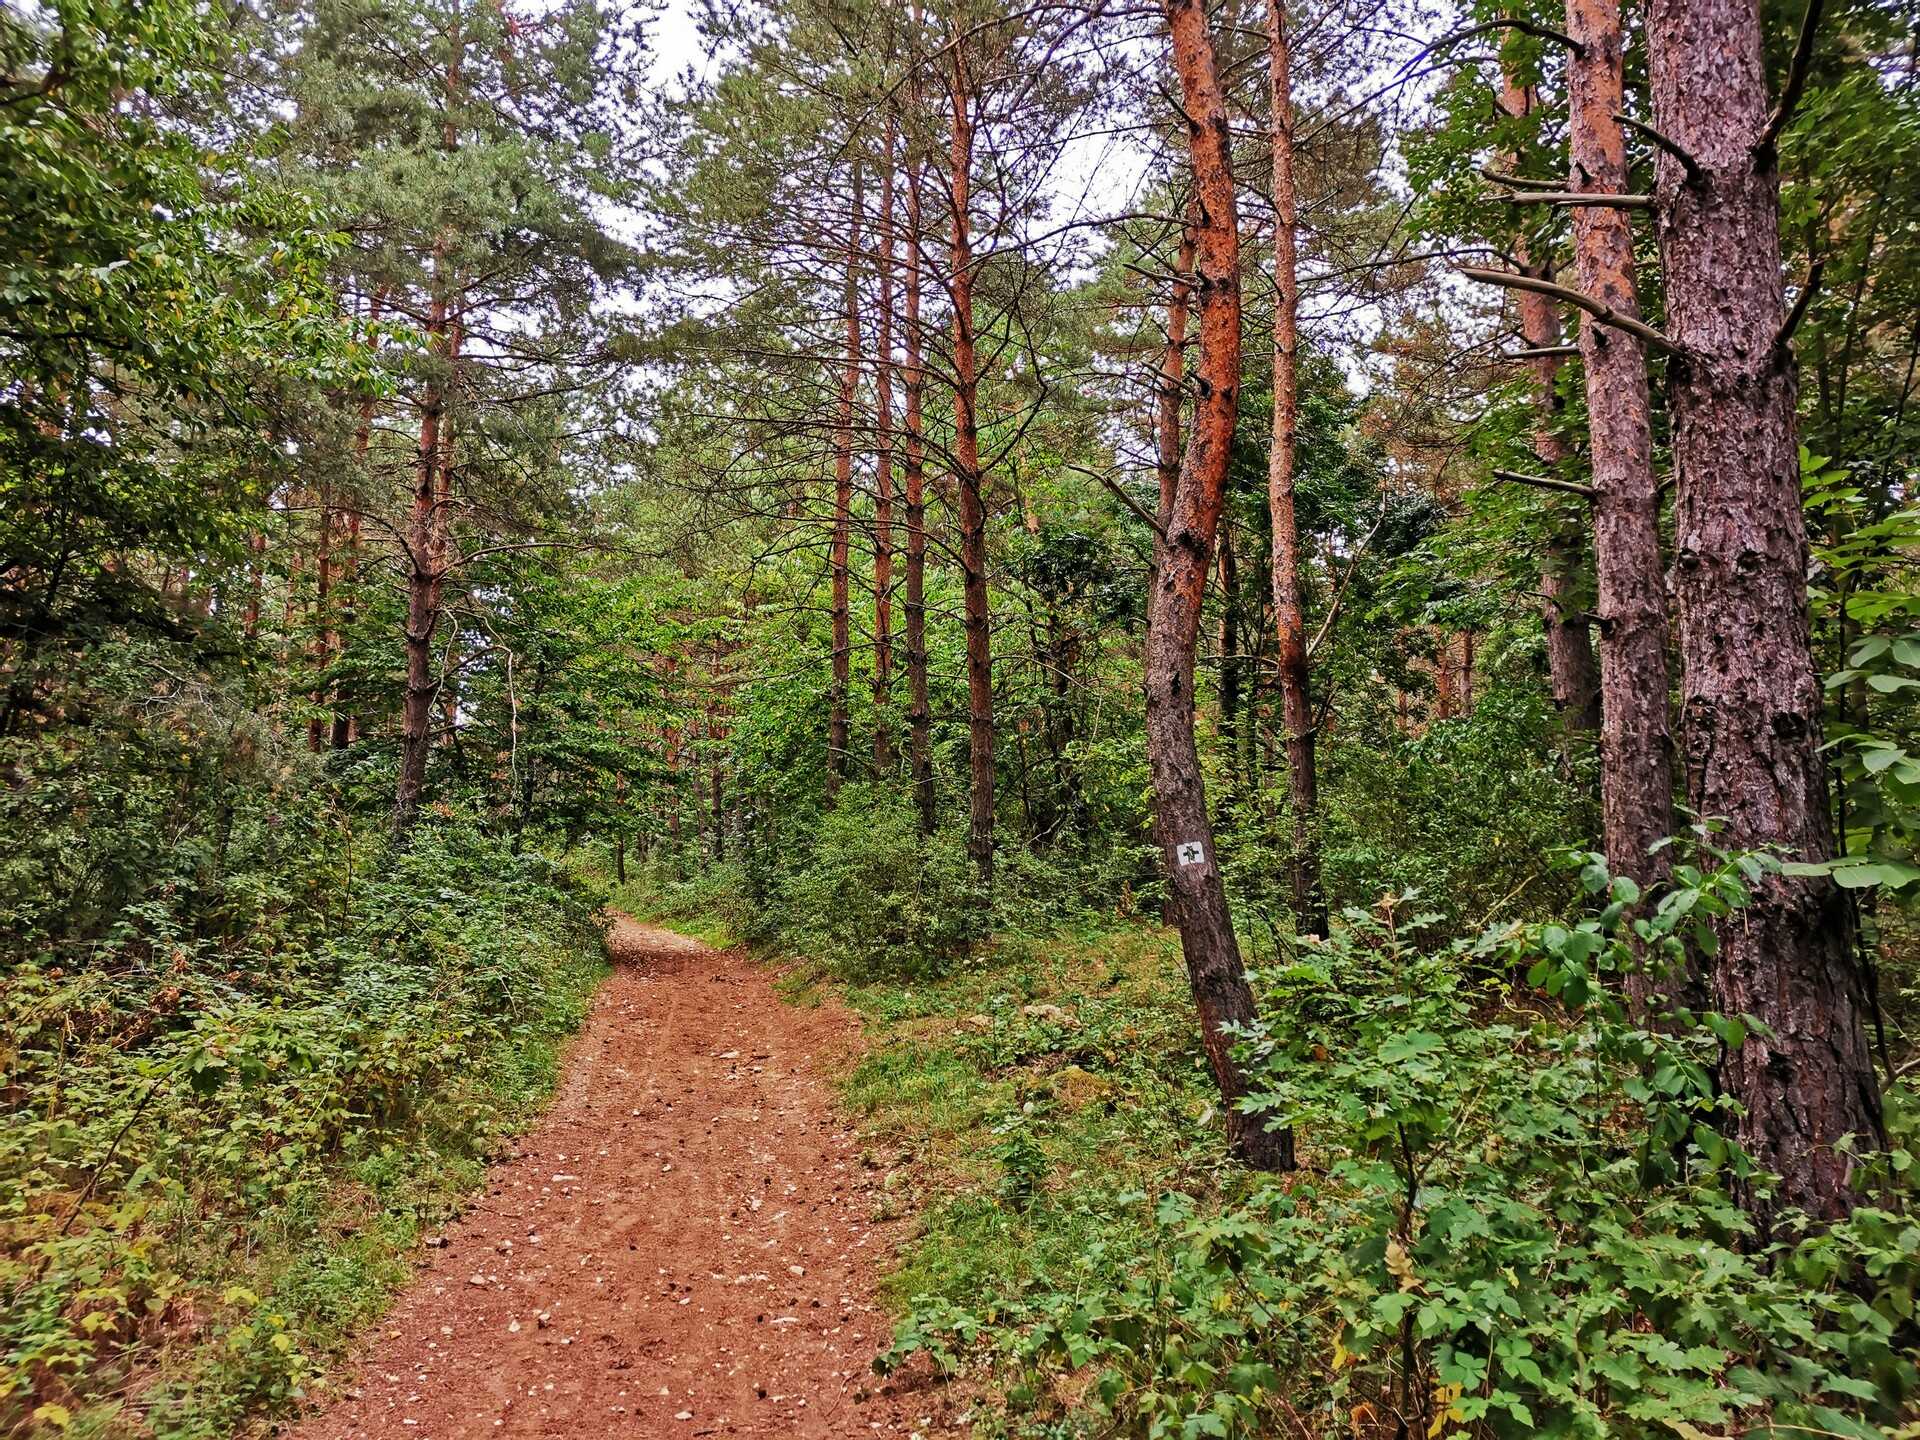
(1503, 191, 1655, 210)
(1459, 266, 1681, 355)
(1480, 165, 1562, 191)
(1614, 111, 1701, 184)
(1758, 0, 1826, 155)
(1773, 254, 1826, 362)
(1494, 468, 1597, 500)
(1410, 18, 1583, 73)
(1505, 344, 1579, 361)
(1071, 463, 1166, 541)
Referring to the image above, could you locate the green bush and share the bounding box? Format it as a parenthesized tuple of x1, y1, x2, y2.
(775, 783, 982, 976)
(0, 660, 607, 1436)
(885, 855, 1920, 1439)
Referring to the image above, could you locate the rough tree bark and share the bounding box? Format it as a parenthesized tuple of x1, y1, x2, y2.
(1646, 0, 1883, 1219)
(394, 31, 465, 837)
(1564, 0, 1676, 914)
(949, 44, 995, 884)
(1499, 75, 1602, 736)
(1150, 0, 1291, 1171)
(873, 122, 897, 775)
(903, 121, 935, 835)
(1267, 0, 1325, 934)
(394, 298, 458, 835)
(827, 167, 863, 803)
(1154, 222, 1196, 541)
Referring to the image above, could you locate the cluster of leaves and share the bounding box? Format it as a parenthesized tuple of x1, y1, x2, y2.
(884, 857, 1920, 1439)
(0, 640, 606, 1433)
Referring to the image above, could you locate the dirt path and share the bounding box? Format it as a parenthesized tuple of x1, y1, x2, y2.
(288, 916, 963, 1439)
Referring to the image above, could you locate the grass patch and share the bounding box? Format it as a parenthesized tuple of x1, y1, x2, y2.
(779, 922, 1253, 1429)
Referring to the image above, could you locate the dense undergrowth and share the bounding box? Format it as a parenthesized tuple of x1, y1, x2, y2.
(0, 640, 611, 1438)
(630, 794, 1920, 1440)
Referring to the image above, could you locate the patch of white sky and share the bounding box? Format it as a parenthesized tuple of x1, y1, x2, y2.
(608, 0, 1463, 435)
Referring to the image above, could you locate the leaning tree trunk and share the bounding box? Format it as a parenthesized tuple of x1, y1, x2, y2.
(1267, 0, 1324, 935)
(1150, 0, 1291, 1171)
(1565, 0, 1676, 922)
(828, 167, 863, 804)
(1647, 0, 1883, 1220)
(949, 47, 995, 885)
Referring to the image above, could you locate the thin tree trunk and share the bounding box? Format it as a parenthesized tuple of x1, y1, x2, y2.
(1216, 523, 1240, 814)
(949, 46, 994, 884)
(307, 491, 335, 752)
(330, 505, 361, 749)
(395, 301, 449, 835)
(903, 129, 935, 835)
(828, 167, 863, 803)
(1155, 224, 1197, 541)
(1267, 0, 1324, 934)
(1500, 76, 1602, 737)
(395, 28, 465, 837)
(1150, 0, 1291, 1171)
(1647, 0, 1883, 1220)
(874, 122, 898, 775)
(1564, 0, 1676, 924)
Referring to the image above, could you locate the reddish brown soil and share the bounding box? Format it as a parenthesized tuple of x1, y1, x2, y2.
(286, 917, 965, 1439)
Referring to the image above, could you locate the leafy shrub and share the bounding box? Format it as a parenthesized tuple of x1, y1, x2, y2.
(0, 729, 605, 1435)
(885, 855, 1920, 1438)
(774, 783, 982, 976)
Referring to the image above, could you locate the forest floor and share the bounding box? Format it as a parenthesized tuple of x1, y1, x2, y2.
(286, 915, 966, 1440)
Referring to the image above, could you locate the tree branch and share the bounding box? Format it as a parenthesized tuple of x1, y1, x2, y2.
(1758, 0, 1826, 155)
(1494, 468, 1596, 501)
(1503, 191, 1655, 210)
(1413, 18, 1583, 71)
(1506, 344, 1579, 361)
(1459, 266, 1681, 355)
(1480, 165, 1562, 191)
(1307, 503, 1391, 663)
(1615, 111, 1701, 184)
(1072, 463, 1167, 541)
(1773, 254, 1826, 363)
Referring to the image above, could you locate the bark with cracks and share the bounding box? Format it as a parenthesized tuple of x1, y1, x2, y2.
(1268, 0, 1324, 935)
(949, 43, 995, 884)
(1647, 0, 1882, 1221)
(1499, 74, 1601, 738)
(903, 119, 934, 835)
(1151, 0, 1291, 1172)
(827, 166, 862, 804)
(1565, 0, 1675, 913)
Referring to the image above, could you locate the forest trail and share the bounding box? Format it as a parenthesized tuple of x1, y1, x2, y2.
(289, 915, 963, 1440)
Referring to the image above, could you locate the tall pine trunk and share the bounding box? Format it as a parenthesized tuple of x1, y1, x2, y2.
(1150, 0, 1290, 1171)
(949, 47, 994, 884)
(1565, 0, 1675, 915)
(1154, 224, 1196, 540)
(1500, 75, 1602, 736)
(395, 294, 451, 835)
(828, 168, 862, 803)
(873, 123, 898, 775)
(1647, 0, 1883, 1219)
(1266, 0, 1323, 934)
(903, 130, 934, 834)
(395, 30, 465, 837)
